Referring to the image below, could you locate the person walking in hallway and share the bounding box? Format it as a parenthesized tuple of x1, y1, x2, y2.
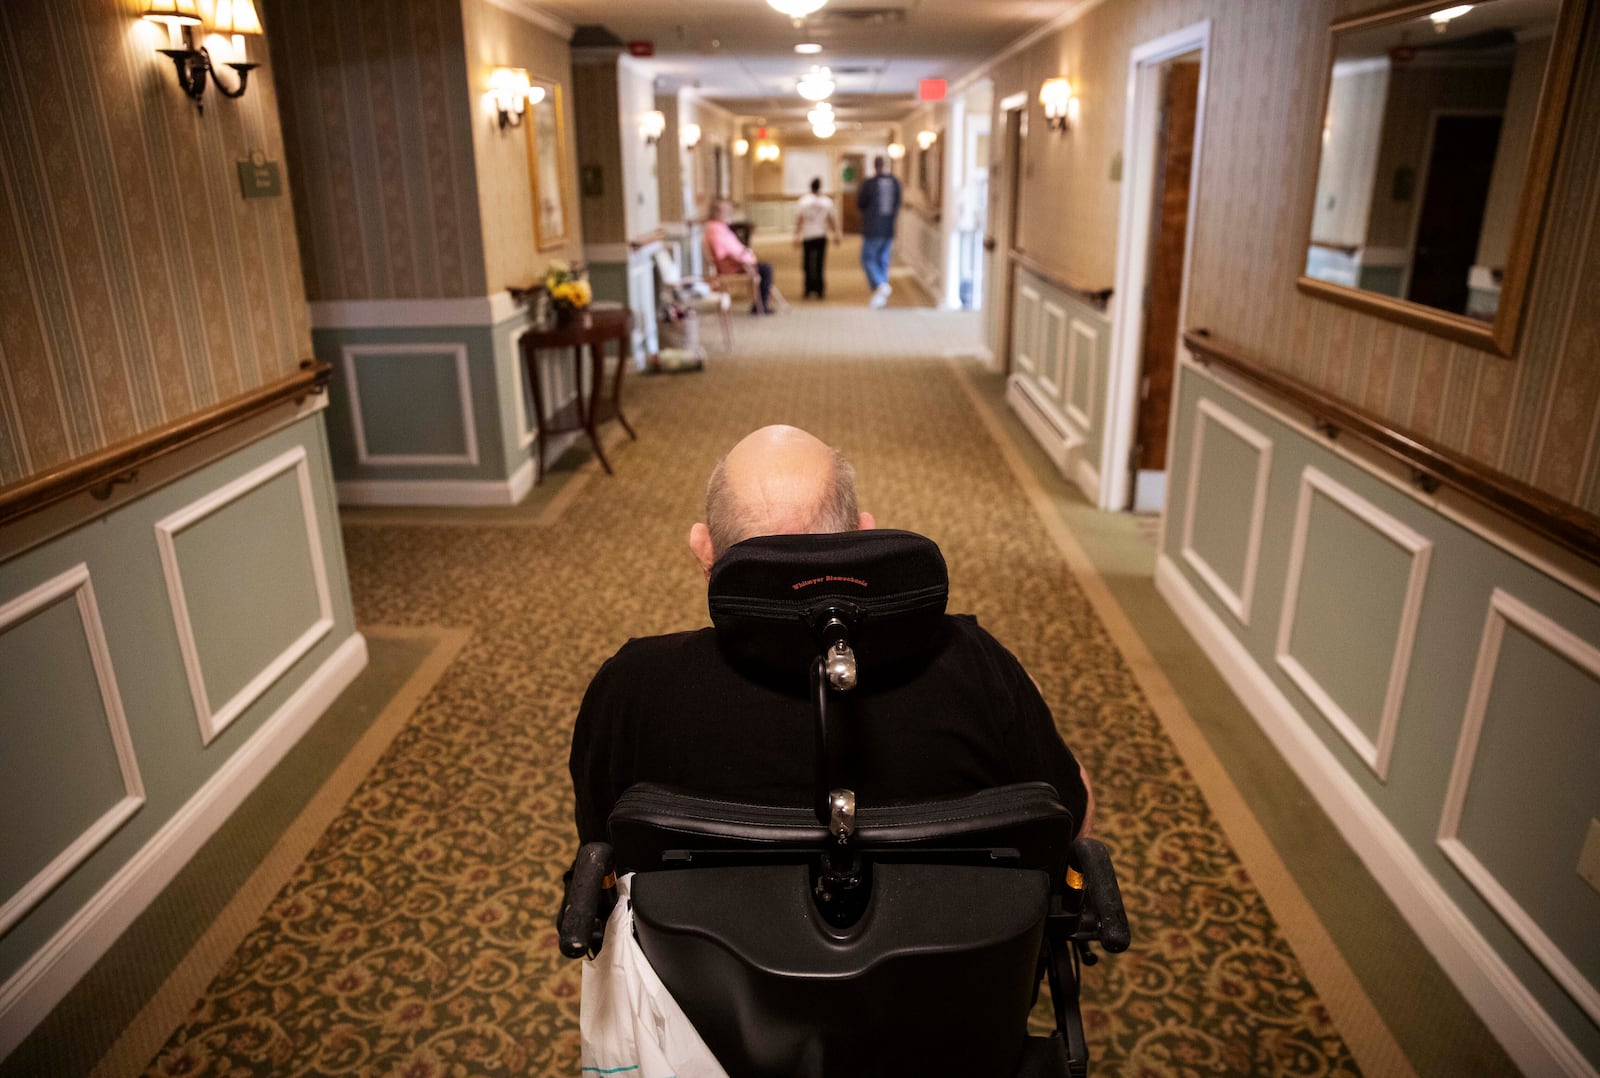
(794, 177, 842, 299)
(857, 155, 901, 308)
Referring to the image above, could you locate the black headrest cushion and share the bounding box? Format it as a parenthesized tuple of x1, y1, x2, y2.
(707, 529, 949, 676)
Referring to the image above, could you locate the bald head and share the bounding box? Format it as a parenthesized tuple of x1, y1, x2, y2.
(689, 425, 874, 576)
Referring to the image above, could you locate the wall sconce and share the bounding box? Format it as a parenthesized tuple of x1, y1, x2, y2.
(916, 129, 937, 151)
(734, 137, 750, 156)
(681, 122, 702, 150)
(1039, 77, 1079, 133)
(489, 67, 542, 129)
(755, 141, 781, 163)
(640, 110, 667, 146)
(886, 142, 905, 160)
(143, 0, 261, 114)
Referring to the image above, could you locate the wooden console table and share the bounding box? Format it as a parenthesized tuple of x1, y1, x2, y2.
(518, 308, 637, 483)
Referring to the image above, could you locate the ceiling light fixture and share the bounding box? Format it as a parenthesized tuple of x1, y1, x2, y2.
(797, 65, 834, 102)
(767, 0, 827, 18)
(794, 42, 822, 54)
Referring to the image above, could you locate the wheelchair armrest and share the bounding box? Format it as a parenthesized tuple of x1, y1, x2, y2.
(558, 841, 615, 959)
(1072, 837, 1130, 953)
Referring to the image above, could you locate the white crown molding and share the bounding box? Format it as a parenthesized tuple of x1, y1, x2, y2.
(310, 292, 525, 330)
(342, 344, 480, 469)
(1155, 555, 1596, 1078)
(0, 565, 144, 937)
(154, 447, 336, 746)
(1275, 465, 1431, 781)
(335, 459, 535, 508)
(1439, 588, 1600, 1027)
(0, 632, 367, 1060)
(1180, 398, 1274, 627)
(478, 0, 572, 41)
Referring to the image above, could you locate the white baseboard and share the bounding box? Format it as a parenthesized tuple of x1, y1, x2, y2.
(336, 459, 536, 507)
(1073, 456, 1102, 506)
(0, 631, 369, 1060)
(1153, 554, 1595, 1078)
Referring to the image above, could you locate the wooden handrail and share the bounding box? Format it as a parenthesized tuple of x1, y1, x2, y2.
(0, 361, 331, 526)
(1009, 249, 1113, 312)
(627, 228, 667, 251)
(1184, 328, 1600, 565)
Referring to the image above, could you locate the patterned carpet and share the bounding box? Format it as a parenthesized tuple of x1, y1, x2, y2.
(139, 305, 1361, 1076)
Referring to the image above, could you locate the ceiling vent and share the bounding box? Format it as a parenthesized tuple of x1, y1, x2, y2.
(808, 7, 907, 27)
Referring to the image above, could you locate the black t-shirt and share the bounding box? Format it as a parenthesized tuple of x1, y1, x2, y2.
(569, 614, 1087, 844)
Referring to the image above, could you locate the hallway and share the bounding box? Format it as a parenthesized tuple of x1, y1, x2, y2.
(9, 298, 1508, 1076)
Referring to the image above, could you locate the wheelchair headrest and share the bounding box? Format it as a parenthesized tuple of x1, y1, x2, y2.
(707, 529, 948, 677)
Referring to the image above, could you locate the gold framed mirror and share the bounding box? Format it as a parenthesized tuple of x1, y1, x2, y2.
(527, 81, 571, 251)
(1297, 0, 1588, 356)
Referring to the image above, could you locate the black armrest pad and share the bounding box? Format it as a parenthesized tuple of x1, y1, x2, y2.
(558, 842, 615, 959)
(1072, 837, 1129, 953)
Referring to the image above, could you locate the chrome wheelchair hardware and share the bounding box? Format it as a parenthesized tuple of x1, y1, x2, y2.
(825, 639, 857, 690)
(828, 787, 856, 842)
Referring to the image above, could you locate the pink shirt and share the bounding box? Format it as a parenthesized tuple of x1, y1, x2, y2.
(705, 219, 754, 274)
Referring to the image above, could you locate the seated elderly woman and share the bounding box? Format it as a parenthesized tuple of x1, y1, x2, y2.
(704, 199, 777, 315)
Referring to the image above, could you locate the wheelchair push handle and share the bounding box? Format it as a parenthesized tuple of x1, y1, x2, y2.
(558, 841, 615, 959)
(1072, 836, 1130, 953)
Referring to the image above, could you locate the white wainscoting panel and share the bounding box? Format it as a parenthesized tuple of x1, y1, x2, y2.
(342, 344, 479, 467)
(1180, 398, 1273, 626)
(1065, 318, 1098, 432)
(0, 565, 144, 936)
(1439, 588, 1600, 1027)
(1275, 466, 1431, 781)
(155, 448, 335, 746)
(1039, 300, 1067, 403)
(1015, 285, 1041, 376)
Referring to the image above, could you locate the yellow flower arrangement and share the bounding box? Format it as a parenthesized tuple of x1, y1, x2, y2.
(544, 261, 591, 312)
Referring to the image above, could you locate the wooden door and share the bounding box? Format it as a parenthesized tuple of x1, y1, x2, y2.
(840, 153, 866, 234)
(1133, 60, 1200, 480)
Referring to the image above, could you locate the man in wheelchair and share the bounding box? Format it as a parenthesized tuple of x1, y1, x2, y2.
(561, 425, 1129, 1077)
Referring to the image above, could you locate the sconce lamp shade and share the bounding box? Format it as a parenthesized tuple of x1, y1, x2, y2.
(207, 0, 262, 35)
(681, 122, 702, 149)
(640, 109, 667, 145)
(916, 129, 937, 151)
(489, 67, 532, 128)
(1039, 76, 1077, 131)
(886, 142, 905, 160)
(734, 138, 750, 156)
(143, 0, 202, 27)
(755, 141, 781, 162)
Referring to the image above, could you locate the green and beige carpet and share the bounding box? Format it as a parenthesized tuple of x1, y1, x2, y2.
(126, 297, 1371, 1076)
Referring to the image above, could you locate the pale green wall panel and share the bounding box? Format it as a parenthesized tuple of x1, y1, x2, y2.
(1187, 417, 1263, 602)
(1286, 490, 1418, 745)
(318, 326, 508, 482)
(350, 351, 473, 460)
(172, 470, 323, 711)
(0, 598, 127, 898)
(1165, 364, 1600, 1055)
(0, 413, 358, 985)
(1457, 623, 1600, 986)
(1012, 268, 1110, 470)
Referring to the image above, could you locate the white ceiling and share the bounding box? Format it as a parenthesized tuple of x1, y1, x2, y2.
(533, 0, 1063, 124)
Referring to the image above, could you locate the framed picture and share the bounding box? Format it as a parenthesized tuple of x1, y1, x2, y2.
(527, 81, 572, 250)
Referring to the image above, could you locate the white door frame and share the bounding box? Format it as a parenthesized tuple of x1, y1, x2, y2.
(1100, 20, 1212, 512)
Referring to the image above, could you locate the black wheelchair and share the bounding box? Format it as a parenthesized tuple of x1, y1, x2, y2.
(559, 530, 1130, 1076)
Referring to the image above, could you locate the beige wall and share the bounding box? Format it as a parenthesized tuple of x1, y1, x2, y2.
(461, 0, 585, 291)
(0, 0, 313, 487)
(680, 95, 741, 217)
(655, 94, 684, 224)
(982, 0, 1600, 513)
(572, 52, 661, 247)
(263, 0, 485, 301)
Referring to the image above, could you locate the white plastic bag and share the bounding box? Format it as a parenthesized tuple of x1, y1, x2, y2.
(579, 872, 730, 1078)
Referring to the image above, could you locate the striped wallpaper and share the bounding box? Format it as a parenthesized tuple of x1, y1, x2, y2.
(263, 0, 487, 302)
(989, 0, 1600, 515)
(0, 0, 312, 489)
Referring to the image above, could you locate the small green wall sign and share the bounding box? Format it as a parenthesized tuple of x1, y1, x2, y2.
(237, 151, 282, 199)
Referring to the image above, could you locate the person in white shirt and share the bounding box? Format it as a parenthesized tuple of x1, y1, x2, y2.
(793, 178, 843, 300)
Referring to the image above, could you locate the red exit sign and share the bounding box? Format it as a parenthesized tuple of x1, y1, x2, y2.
(627, 40, 654, 57)
(918, 78, 946, 102)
